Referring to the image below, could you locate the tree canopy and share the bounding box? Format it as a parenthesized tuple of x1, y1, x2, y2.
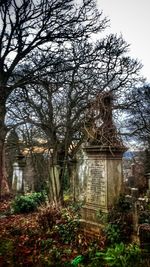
(0, 0, 107, 195)
(0, 0, 147, 198)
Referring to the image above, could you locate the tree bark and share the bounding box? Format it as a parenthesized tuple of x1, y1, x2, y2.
(0, 140, 10, 197)
(0, 88, 10, 197)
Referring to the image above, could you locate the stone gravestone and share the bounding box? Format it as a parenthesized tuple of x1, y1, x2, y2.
(12, 162, 24, 192)
(12, 153, 26, 193)
(76, 92, 126, 234)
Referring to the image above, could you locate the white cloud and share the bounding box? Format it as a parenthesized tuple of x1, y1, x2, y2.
(97, 0, 150, 82)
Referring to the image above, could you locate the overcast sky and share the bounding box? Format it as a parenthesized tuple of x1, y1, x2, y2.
(97, 0, 150, 83)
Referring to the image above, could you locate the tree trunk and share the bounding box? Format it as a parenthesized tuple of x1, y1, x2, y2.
(0, 90, 10, 197)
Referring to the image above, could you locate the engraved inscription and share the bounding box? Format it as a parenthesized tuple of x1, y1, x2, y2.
(86, 160, 106, 206)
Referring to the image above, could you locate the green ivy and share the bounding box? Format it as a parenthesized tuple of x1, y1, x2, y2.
(104, 224, 121, 245)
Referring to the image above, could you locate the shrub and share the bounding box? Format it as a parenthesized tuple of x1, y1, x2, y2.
(11, 192, 46, 213)
(103, 243, 141, 267)
(115, 195, 132, 212)
(71, 243, 141, 267)
(107, 195, 133, 243)
(104, 224, 121, 245)
(57, 216, 79, 244)
(31, 191, 47, 204)
(56, 207, 80, 244)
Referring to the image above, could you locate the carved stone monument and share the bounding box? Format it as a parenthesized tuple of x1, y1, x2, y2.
(76, 92, 126, 234)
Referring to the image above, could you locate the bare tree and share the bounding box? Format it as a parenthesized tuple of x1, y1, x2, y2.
(124, 85, 150, 172)
(0, 0, 107, 196)
(126, 85, 150, 142)
(7, 35, 143, 200)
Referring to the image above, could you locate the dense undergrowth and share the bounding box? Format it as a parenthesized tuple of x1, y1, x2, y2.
(0, 193, 149, 266)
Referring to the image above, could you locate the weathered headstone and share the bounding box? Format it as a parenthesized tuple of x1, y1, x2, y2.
(12, 153, 26, 193)
(76, 92, 126, 234)
(77, 145, 125, 234)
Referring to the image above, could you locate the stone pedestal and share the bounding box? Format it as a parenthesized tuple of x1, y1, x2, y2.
(77, 145, 125, 234)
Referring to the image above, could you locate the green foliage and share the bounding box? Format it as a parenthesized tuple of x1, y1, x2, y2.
(96, 209, 108, 224)
(69, 201, 83, 213)
(73, 243, 141, 267)
(71, 239, 106, 267)
(0, 198, 147, 267)
(107, 195, 133, 243)
(85, 242, 105, 267)
(49, 245, 62, 262)
(12, 191, 46, 213)
(40, 245, 62, 266)
(0, 239, 14, 255)
(103, 243, 141, 267)
(115, 195, 132, 212)
(12, 195, 37, 213)
(71, 255, 84, 266)
(57, 208, 80, 244)
(0, 239, 14, 265)
(88, 252, 104, 267)
(37, 204, 80, 245)
(104, 224, 121, 245)
(40, 238, 54, 250)
(32, 191, 47, 204)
